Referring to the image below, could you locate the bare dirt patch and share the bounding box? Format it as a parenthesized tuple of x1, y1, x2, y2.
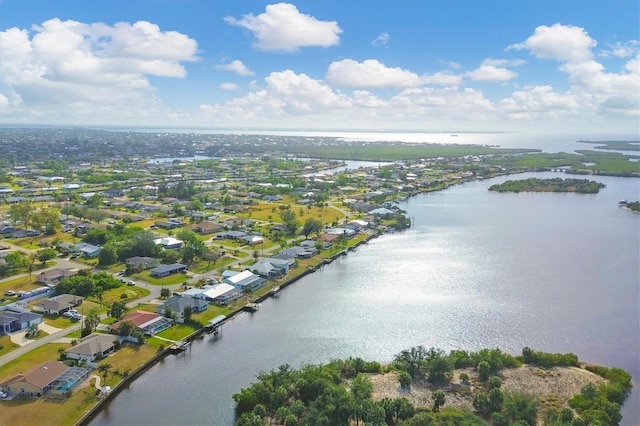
(369, 365, 606, 413)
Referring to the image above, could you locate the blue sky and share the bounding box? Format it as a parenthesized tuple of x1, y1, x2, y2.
(1, 0, 638, 133)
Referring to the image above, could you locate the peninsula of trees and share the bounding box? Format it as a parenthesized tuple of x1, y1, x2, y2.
(233, 347, 633, 426)
(488, 178, 606, 194)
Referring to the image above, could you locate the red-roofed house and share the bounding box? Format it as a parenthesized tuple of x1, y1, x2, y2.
(110, 310, 174, 336)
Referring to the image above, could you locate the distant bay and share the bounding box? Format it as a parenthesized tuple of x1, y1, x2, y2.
(98, 127, 639, 154)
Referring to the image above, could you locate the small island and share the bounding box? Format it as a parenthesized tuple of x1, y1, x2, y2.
(624, 201, 640, 212)
(489, 178, 606, 194)
(233, 347, 633, 426)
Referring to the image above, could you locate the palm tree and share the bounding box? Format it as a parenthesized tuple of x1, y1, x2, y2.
(98, 363, 112, 386)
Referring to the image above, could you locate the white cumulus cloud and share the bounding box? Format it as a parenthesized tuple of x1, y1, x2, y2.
(224, 3, 342, 52)
(216, 60, 254, 76)
(0, 18, 198, 124)
(326, 59, 423, 88)
(466, 64, 518, 82)
(507, 23, 596, 63)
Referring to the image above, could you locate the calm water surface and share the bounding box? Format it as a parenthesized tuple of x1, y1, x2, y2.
(91, 172, 640, 426)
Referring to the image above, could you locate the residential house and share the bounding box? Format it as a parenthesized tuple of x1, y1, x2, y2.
(368, 207, 395, 219)
(155, 296, 209, 323)
(249, 259, 288, 279)
(0, 361, 89, 397)
(111, 310, 174, 336)
(279, 246, 318, 259)
(201, 283, 242, 305)
(32, 294, 83, 316)
(192, 221, 224, 235)
(75, 242, 101, 258)
(36, 268, 79, 285)
(102, 189, 125, 198)
(154, 237, 183, 249)
(154, 220, 181, 230)
(242, 235, 264, 246)
(65, 333, 117, 362)
(317, 233, 339, 249)
(223, 270, 266, 293)
(223, 204, 248, 213)
(150, 263, 187, 277)
(0, 306, 43, 335)
(346, 219, 369, 232)
(325, 227, 357, 238)
(125, 256, 159, 272)
(215, 230, 247, 241)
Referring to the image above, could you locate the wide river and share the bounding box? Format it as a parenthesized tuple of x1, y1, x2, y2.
(91, 172, 640, 426)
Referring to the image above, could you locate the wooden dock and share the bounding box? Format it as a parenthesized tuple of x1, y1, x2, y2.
(244, 302, 260, 313)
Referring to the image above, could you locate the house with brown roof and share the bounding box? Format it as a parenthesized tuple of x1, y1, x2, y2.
(0, 360, 89, 397)
(191, 220, 224, 235)
(110, 310, 174, 336)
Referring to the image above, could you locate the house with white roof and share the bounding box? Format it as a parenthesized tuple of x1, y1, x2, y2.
(223, 270, 266, 293)
(201, 283, 242, 305)
(154, 237, 183, 249)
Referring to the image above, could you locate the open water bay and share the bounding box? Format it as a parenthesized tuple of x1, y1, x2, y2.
(91, 172, 640, 426)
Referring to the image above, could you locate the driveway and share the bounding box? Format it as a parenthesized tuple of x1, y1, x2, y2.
(9, 323, 63, 346)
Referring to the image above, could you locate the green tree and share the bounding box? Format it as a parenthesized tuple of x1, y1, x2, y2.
(128, 188, 147, 200)
(97, 363, 112, 386)
(302, 218, 323, 238)
(160, 287, 171, 298)
(279, 208, 299, 235)
(9, 201, 33, 228)
(477, 361, 491, 381)
(32, 207, 61, 234)
(27, 253, 38, 281)
(36, 248, 57, 265)
(109, 301, 127, 320)
(351, 373, 373, 401)
(85, 308, 101, 331)
(202, 248, 222, 267)
(237, 412, 264, 426)
(86, 193, 104, 208)
(98, 245, 118, 266)
(116, 320, 135, 336)
(183, 305, 193, 322)
(432, 390, 446, 412)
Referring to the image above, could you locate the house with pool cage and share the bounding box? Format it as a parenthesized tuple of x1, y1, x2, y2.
(0, 360, 90, 397)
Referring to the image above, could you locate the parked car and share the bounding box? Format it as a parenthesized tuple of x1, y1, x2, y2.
(4, 290, 16, 297)
(127, 280, 136, 286)
(70, 313, 82, 320)
(0, 391, 7, 398)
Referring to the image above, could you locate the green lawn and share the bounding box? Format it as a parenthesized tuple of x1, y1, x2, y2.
(40, 313, 76, 328)
(0, 342, 69, 381)
(133, 270, 189, 286)
(0, 334, 19, 357)
(154, 323, 200, 342)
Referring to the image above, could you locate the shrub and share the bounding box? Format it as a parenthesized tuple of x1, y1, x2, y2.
(398, 371, 412, 388)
